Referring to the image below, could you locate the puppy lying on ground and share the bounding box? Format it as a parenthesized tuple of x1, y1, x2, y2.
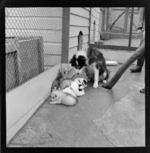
(49, 80, 86, 106)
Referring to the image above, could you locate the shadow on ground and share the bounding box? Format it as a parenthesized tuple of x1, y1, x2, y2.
(8, 64, 145, 147)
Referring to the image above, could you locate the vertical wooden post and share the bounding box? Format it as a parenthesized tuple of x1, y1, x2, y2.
(88, 7, 92, 45)
(61, 7, 70, 63)
(124, 7, 129, 34)
(128, 7, 134, 51)
(101, 8, 105, 31)
(106, 8, 109, 30)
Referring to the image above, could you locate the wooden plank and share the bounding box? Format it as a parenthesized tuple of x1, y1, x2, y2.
(61, 7, 70, 63)
(69, 26, 89, 37)
(44, 55, 61, 66)
(6, 7, 63, 17)
(44, 43, 62, 55)
(6, 17, 62, 30)
(70, 14, 89, 26)
(70, 7, 90, 19)
(68, 46, 78, 60)
(68, 43, 89, 60)
(6, 29, 62, 42)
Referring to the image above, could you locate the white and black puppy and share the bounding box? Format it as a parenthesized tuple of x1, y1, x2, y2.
(74, 78, 87, 88)
(49, 80, 86, 106)
(70, 47, 109, 88)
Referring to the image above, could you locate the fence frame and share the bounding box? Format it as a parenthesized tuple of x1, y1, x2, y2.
(6, 36, 44, 92)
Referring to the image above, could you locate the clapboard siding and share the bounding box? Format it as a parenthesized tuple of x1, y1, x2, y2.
(68, 7, 91, 60)
(68, 42, 88, 60)
(6, 17, 62, 30)
(69, 26, 89, 37)
(82, 42, 89, 49)
(70, 8, 90, 19)
(69, 35, 89, 48)
(70, 14, 89, 26)
(6, 29, 62, 42)
(5, 7, 63, 68)
(6, 7, 63, 17)
(68, 46, 78, 60)
(44, 55, 61, 66)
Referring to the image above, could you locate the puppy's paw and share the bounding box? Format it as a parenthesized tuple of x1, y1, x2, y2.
(93, 82, 98, 88)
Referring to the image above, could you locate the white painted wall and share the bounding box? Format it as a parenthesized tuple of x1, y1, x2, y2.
(68, 7, 90, 60)
(5, 7, 63, 69)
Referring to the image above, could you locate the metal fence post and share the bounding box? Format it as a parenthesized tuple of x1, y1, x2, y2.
(128, 7, 134, 51)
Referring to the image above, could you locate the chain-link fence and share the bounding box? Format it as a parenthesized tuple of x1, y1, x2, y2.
(97, 7, 142, 51)
(5, 7, 63, 92)
(5, 7, 143, 92)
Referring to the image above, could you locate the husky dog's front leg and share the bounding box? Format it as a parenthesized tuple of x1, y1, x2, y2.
(93, 66, 99, 88)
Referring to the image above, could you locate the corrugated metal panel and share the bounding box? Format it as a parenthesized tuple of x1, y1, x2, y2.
(6, 7, 63, 17)
(70, 7, 90, 19)
(70, 14, 89, 26)
(69, 26, 89, 37)
(6, 29, 62, 42)
(6, 17, 62, 30)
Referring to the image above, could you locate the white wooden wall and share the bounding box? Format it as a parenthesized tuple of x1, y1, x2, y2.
(5, 7, 63, 70)
(90, 8, 101, 43)
(68, 7, 90, 60)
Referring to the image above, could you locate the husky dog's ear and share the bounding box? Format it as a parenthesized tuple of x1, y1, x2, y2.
(69, 55, 77, 67)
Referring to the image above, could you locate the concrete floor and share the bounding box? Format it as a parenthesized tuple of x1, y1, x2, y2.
(8, 64, 145, 147)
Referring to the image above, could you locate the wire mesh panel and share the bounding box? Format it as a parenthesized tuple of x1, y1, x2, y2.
(5, 37, 44, 92)
(99, 7, 141, 51)
(5, 7, 63, 92)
